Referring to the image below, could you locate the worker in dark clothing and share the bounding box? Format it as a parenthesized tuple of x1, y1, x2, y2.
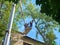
(23, 20, 33, 35)
(24, 20, 33, 28)
(24, 23, 29, 28)
(30, 20, 33, 27)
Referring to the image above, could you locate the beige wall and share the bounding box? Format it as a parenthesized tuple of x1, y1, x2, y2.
(13, 40, 23, 45)
(11, 32, 44, 45)
(21, 37, 43, 45)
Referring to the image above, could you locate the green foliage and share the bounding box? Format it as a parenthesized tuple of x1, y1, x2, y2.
(21, 2, 58, 45)
(0, 1, 12, 39)
(5, 0, 19, 4)
(0, 0, 58, 45)
(36, 0, 60, 24)
(0, 0, 20, 42)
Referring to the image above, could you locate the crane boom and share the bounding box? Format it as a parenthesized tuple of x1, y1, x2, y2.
(3, 3, 16, 45)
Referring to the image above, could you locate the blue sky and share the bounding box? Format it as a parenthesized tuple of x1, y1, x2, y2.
(19, 16, 60, 45)
(19, 16, 44, 42)
(18, 0, 60, 45)
(54, 30, 60, 45)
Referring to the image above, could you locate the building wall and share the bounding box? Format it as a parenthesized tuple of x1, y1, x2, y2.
(21, 37, 43, 45)
(13, 40, 23, 45)
(11, 32, 44, 45)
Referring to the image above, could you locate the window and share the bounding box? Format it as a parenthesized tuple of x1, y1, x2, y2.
(23, 42, 31, 45)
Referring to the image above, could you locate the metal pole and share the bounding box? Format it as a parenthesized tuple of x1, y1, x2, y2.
(3, 3, 16, 45)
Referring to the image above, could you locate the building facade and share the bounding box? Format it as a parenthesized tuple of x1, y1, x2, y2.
(11, 32, 44, 45)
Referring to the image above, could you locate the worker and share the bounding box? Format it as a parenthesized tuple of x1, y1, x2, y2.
(23, 20, 33, 35)
(24, 23, 29, 28)
(30, 20, 33, 27)
(24, 20, 33, 29)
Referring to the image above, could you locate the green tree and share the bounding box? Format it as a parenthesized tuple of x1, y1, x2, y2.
(0, 0, 30, 43)
(36, 0, 60, 24)
(0, 0, 28, 38)
(0, 0, 20, 42)
(21, 3, 58, 45)
(0, 0, 58, 45)
(0, 1, 12, 40)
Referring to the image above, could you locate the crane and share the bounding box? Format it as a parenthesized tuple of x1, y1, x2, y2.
(2, 0, 19, 45)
